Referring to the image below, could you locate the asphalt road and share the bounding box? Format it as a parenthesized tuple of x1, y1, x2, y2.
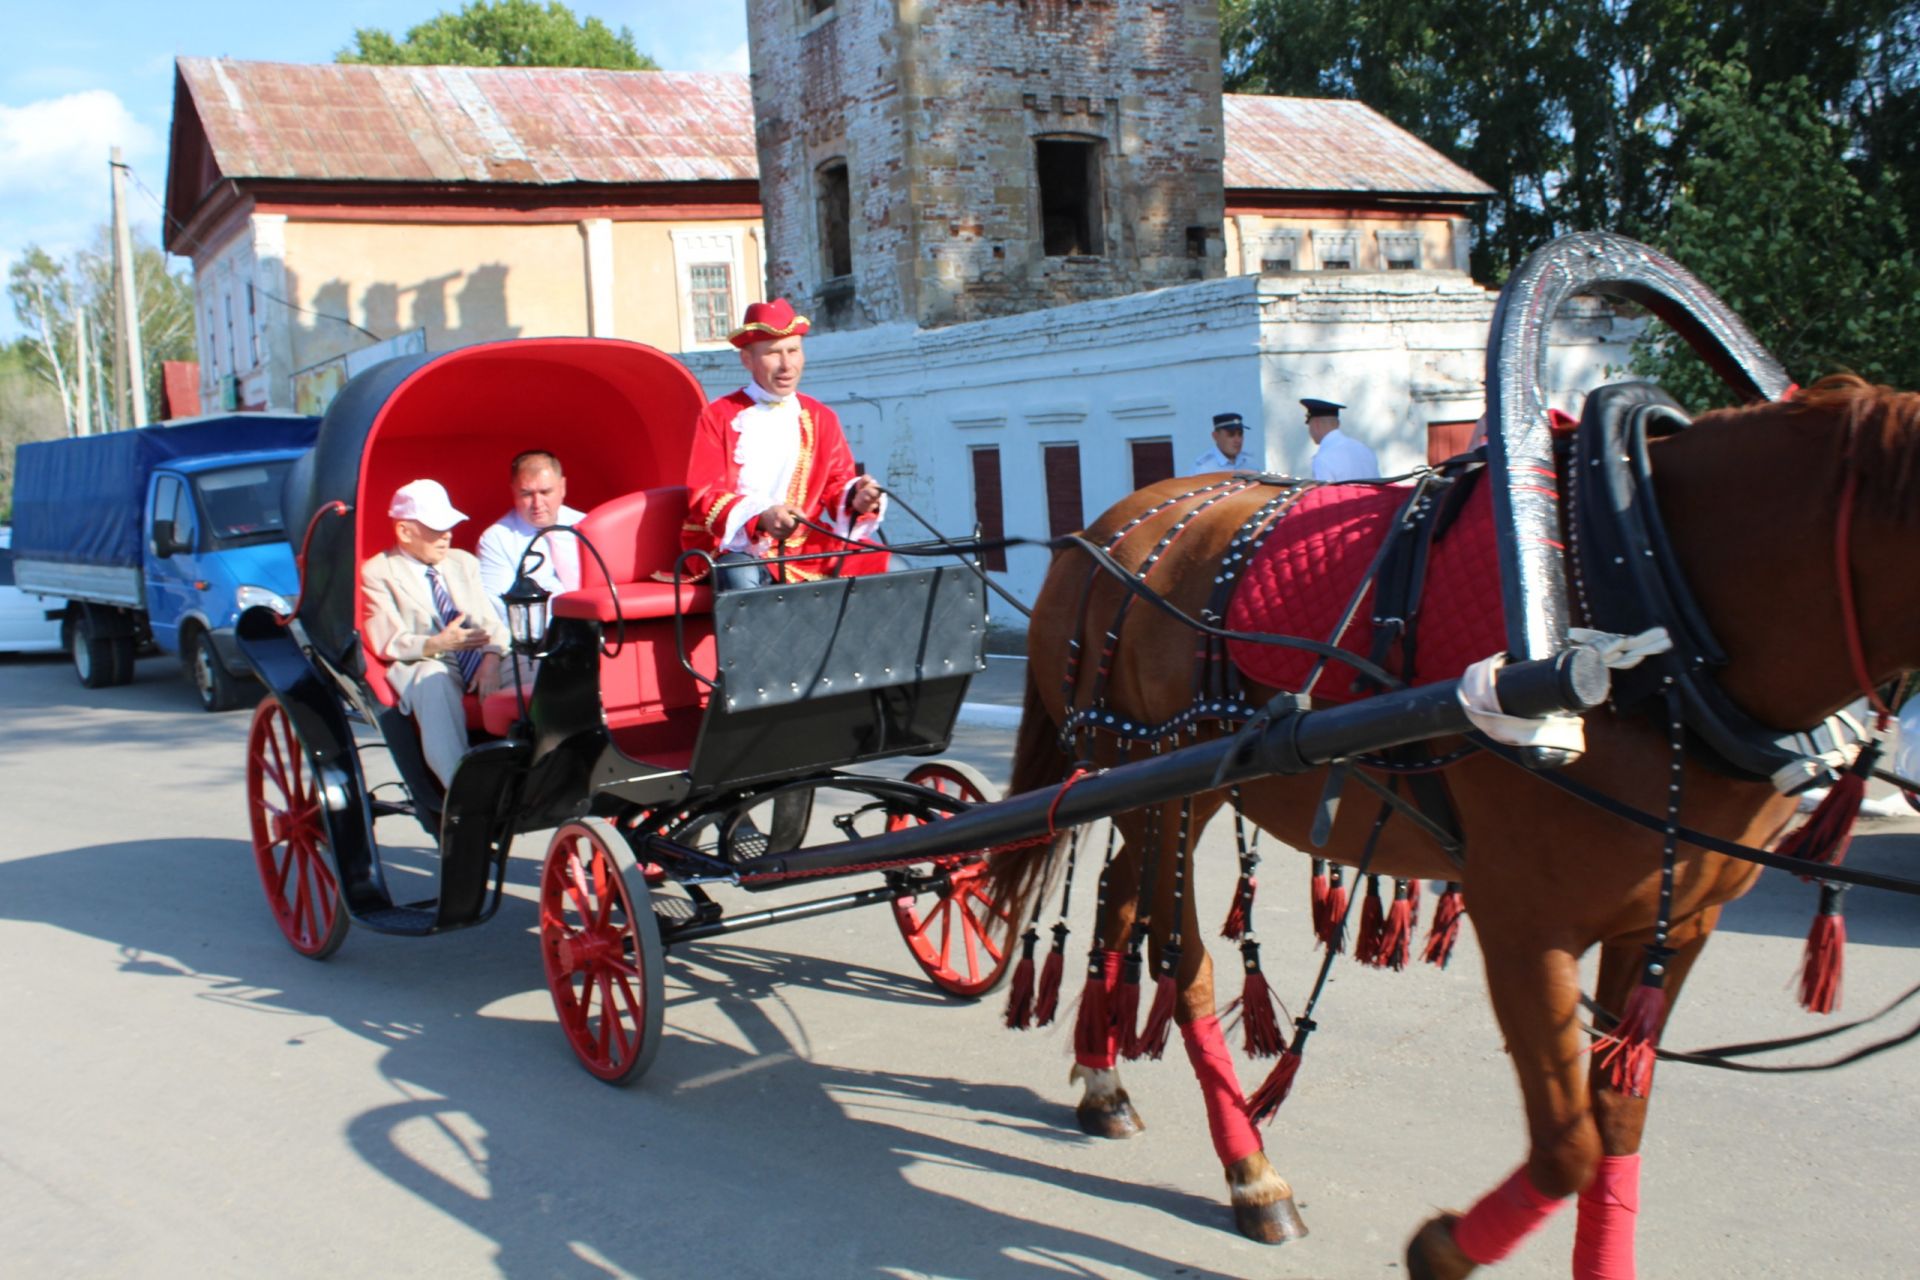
(2, 650, 1916, 1278)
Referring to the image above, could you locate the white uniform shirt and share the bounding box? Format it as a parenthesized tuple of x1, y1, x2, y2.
(1310, 429, 1381, 483)
(477, 504, 586, 620)
(1189, 445, 1250, 474)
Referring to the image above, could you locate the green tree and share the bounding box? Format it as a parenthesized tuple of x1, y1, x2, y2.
(1635, 57, 1920, 404)
(6, 228, 197, 434)
(1221, 1, 1920, 281)
(339, 0, 657, 69)
(1, 339, 68, 518)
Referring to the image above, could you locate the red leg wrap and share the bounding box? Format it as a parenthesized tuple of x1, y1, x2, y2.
(1180, 1015, 1262, 1166)
(1452, 1164, 1569, 1265)
(1573, 1154, 1641, 1280)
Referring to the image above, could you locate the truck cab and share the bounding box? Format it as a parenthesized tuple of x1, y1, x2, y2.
(143, 450, 305, 709)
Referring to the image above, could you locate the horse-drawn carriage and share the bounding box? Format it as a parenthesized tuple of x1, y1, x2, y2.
(236, 324, 1600, 1085)
(235, 234, 1914, 1276)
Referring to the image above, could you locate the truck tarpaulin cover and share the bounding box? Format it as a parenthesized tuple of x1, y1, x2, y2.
(11, 415, 319, 567)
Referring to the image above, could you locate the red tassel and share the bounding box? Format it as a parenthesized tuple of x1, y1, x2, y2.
(1373, 888, 1413, 971)
(1220, 874, 1254, 940)
(1593, 962, 1667, 1098)
(1423, 882, 1465, 968)
(1406, 876, 1423, 916)
(1135, 971, 1179, 1059)
(1778, 753, 1873, 869)
(1248, 1049, 1304, 1122)
(1320, 868, 1349, 951)
(1111, 951, 1144, 1060)
(1310, 860, 1331, 940)
(1251, 1018, 1316, 1121)
(1355, 875, 1385, 965)
(1239, 943, 1283, 1058)
(1799, 883, 1847, 1014)
(1073, 959, 1111, 1061)
(1003, 929, 1037, 1030)
(1033, 924, 1068, 1026)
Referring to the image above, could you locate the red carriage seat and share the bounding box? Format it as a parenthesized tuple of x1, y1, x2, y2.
(551, 486, 717, 766)
(343, 338, 710, 749)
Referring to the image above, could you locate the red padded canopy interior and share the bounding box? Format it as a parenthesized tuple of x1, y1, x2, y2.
(353, 338, 706, 569)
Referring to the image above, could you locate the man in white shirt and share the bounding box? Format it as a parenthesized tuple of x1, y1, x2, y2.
(1189, 411, 1252, 474)
(476, 450, 586, 620)
(1304, 398, 1381, 483)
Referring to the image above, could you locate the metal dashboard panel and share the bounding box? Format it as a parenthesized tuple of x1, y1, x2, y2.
(708, 566, 987, 712)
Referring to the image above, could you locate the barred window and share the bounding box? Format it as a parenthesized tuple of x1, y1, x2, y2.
(1261, 257, 1293, 273)
(689, 264, 734, 344)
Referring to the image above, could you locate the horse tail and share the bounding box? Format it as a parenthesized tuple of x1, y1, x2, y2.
(988, 656, 1073, 928)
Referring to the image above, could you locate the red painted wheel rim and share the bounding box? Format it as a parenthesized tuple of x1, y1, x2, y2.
(245, 699, 344, 957)
(889, 764, 1015, 997)
(539, 823, 652, 1081)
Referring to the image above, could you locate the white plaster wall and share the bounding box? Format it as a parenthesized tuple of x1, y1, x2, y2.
(681, 273, 1641, 623)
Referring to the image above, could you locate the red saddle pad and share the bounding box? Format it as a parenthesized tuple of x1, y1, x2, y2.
(1225, 480, 1508, 703)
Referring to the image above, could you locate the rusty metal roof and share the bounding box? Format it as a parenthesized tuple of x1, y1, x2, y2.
(1223, 94, 1494, 198)
(175, 58, 758, 186)
(174, 60, 1487, 200)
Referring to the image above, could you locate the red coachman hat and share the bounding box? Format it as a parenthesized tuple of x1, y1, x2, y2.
(729, 298, 812, 349)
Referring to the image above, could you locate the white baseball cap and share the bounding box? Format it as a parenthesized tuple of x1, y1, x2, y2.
(388, 479, 467, 532)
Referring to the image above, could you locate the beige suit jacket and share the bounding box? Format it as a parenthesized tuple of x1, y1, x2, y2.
(360, 549, 511, 696)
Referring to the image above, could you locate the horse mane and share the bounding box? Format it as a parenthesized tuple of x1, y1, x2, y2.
(1693, 374, 1920, 525)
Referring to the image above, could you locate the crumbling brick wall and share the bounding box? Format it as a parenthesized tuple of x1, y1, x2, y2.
(748, 0, 1226, 331)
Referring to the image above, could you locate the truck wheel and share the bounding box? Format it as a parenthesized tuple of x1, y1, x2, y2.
(107, 634, 137, 686)
(191, 631, 243, 712)
(70, 611, 124, 689)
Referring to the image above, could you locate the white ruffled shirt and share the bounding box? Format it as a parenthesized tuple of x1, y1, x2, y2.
(720, 381, 885, 554)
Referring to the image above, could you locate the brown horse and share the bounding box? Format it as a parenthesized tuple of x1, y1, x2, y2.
(990, 375, 1920, 1277)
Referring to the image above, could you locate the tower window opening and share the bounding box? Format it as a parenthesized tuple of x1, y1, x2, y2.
(1037, 138, 1103, 257)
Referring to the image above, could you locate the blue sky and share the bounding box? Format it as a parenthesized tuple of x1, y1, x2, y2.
(0, 2, 749, 338)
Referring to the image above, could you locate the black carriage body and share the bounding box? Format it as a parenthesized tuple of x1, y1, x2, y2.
(690, 566, 986, 790)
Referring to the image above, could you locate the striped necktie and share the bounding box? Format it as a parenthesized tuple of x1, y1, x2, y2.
(426, 567, 486, 687)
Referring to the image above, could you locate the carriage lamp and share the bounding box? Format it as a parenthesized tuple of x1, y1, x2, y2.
(502, 571, 552, 653)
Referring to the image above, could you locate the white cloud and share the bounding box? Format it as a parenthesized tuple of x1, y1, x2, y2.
(0, 88, 158, 200)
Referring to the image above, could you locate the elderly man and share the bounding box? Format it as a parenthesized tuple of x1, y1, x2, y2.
(1303, 397, 1381, 483)
(1189, 411, 1252, 474)
(683, 298, 885, 591)
(477, 450, 586, 620)
(361, 479, 511, 792)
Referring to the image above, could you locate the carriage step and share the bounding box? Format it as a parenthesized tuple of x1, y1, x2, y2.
(357, 904, 440, 934)
(651, 894, 700, 924)
(727, 830, 769, 860)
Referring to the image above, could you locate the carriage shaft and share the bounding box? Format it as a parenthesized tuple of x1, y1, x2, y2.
(740, 649, 1606, 879)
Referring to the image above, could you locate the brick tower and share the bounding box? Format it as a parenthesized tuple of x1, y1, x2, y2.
(746, 0, 1227, 331)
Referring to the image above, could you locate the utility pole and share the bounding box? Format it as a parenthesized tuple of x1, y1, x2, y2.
(110, 145, 150, 427)
(73, 294, 93, 437)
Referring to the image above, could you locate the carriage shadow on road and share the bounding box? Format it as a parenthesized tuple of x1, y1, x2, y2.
(1, 835, 1245, 1279)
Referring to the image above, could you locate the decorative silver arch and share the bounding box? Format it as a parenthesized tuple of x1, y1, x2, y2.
(1484, 231, 1790, 668)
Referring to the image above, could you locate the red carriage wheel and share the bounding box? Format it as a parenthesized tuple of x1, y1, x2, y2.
(245, 697, 348, 959)
(888, 761, 1018, 998)
(539, 818, 666, 1084)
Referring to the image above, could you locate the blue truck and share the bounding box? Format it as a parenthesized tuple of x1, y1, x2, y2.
(10, 413, 321, 710)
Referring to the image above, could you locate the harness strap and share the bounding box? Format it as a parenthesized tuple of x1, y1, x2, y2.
(1473, 735, 1920, 898)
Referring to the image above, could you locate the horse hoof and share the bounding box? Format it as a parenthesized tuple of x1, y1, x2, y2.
(1406, 1214, 1477, 1280)
(1075, 1090, 1145, 1139)
(1234, 1193, 1309, 1244)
